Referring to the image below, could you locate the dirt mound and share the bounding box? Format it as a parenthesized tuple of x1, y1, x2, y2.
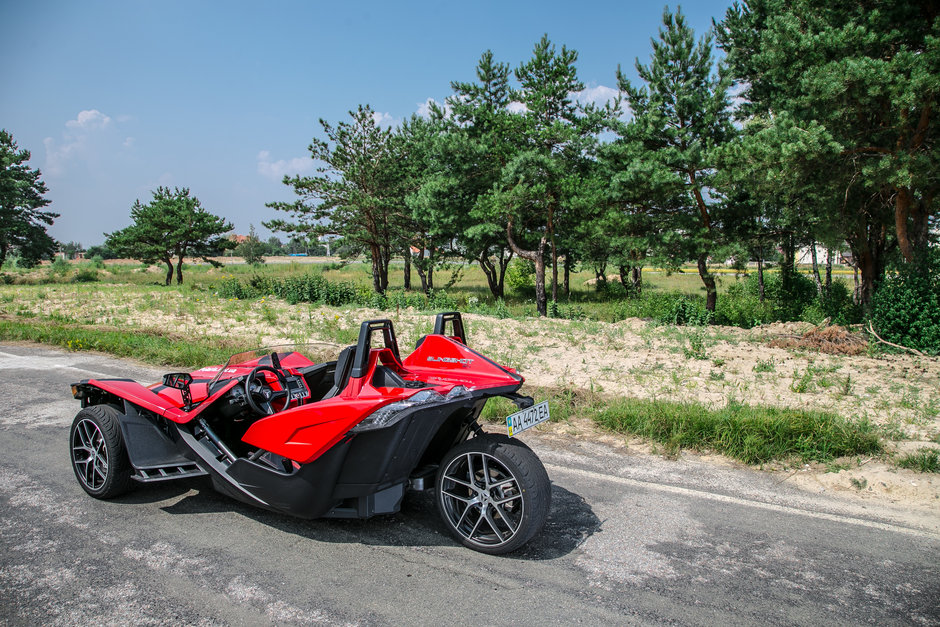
(768, 325, 868, 355)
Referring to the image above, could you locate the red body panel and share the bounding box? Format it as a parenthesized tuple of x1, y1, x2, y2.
(403, 335, 523, 388)
(241, 394, 387, 464)
(87, 378, 240, 423)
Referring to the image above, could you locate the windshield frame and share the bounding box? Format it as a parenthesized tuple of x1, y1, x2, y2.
(206, 342, 340, 389)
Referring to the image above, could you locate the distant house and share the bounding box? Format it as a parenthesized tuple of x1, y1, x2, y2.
(228, 234, 249, 245)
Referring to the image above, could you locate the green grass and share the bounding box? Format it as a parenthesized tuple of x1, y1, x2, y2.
(480, 381, 884, 466)
(0, 317, 242, 369)
(2, 257, 860, 327)
(895, 448, 940, 473)
(593, 398, 881, 464)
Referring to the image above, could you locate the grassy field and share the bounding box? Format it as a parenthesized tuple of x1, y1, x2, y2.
(1, 254, 858, 325)
(2, 256, 936, 477)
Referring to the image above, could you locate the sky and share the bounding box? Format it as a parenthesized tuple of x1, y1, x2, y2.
(1, 0, 735, 247)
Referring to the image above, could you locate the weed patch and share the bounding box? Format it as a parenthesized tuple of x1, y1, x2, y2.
(0, 317, 242, 368)
(895, 448, 940, 473)
(592, 398, 882, 464)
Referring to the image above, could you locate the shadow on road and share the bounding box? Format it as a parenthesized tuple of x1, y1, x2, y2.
(126, 478, 600, 560)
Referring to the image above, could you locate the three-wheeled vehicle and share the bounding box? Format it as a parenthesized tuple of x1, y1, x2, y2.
(69, 312, 551, 554)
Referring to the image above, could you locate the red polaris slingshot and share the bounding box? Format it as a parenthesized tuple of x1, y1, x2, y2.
(69, 313, 552, 554)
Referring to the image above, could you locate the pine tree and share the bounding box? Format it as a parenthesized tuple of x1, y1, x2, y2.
(106, 187, 233, 285)
(266, 105, 406, 294)
(612, 8, 733, 312)
(0, 129, 58, 268)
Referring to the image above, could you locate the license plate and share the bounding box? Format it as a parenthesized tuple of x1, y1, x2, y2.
(506, 401, 550, 437)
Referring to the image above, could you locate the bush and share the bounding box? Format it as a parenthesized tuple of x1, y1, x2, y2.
(716, 271, 848, 327)
(505, 258, 535, 293)
(658, 295, 711, 326)
(72, 269, 99, 283)
(871, 256, 940, 355)
(216, 276, 257, 300)
(49, 258, 71, 276)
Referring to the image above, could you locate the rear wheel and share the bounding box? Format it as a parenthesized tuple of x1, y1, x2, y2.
(69, 405, 134, 499)
(436, 433, 551, 554)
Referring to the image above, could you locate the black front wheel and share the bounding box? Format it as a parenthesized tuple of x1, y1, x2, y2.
(69, 405, 133, 499)
(436, 433, 551, 555)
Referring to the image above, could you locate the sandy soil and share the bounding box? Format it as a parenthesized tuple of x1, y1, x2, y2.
(3, 285, 938, 515)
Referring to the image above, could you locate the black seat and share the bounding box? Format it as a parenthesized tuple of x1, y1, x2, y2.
(323, 345, 356, 399)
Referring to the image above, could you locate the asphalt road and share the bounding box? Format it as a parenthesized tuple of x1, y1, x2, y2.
(1, 344, 937, 626)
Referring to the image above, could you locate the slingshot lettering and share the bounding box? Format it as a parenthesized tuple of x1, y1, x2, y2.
(427, 356, 474, 366)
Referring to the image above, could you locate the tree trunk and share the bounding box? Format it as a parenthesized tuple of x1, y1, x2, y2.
(593, 261, 607, 291)
(563, 255, 570, 297)
(810, 242, 823, 297)
(632, 266, 642, 294)
(403, 247, 412, 290)
(506, 220, 547, 316)
(847, 218, 887, 309)
(825, 248, 833, 293)
(369, 244, 387, 294)
(697, 253, 717, 312)
(175, 255, 185, 285)
(619, 265, 631, 293)
(852, 265, 860, 304)
(895, 187, 915, 264)
(479, 252, 499, 299)
(0, 243, 7, 268)
(479, 248, 512, 299)
(780, 233, 796, 297)
(163, 258, 173, 286)
(534, 251, 547, 316)
(757, 257, 765, 303)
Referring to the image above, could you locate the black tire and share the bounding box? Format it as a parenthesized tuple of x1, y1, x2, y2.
(69, 404, 134, 499)
(436, 433, 551, 555)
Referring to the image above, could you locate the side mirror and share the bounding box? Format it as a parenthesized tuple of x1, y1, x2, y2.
(162, 372, 194, 408)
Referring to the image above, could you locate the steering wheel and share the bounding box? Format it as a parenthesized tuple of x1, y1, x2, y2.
(244, 365, 290, 416)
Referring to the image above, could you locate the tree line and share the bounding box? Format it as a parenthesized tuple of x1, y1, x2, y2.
(2, 1, 936, 319)
(265, 2, 938, 316)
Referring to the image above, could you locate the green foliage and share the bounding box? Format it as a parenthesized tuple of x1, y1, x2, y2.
(683, 327, 709, 360)
(72, 269, 99, 283)
(716, 1, 939, 306)
(0, 318, 239, 369)
(49, 258, 70, 277)
(594, 398, 882, 464)
(896, 448, 940, 473)
(106, 187, 233, 286)
(610, 7, 733, 312)
(658, 295, 711, 326)
(0, 130, 58, 268)
(715, 272, 861, 327)
(753, 358, 776, 373)
(237, 224, 266, 265)
(871, 256, 940, 355)
(505, 258, 535, 293)
(265, 104, 403, 294)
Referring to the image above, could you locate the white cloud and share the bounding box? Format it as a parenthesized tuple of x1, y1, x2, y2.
(66, 109, 112, 130)
(507, 101, 528, 114)
(257, 150, 314, 181)
(123, 137, 135, 148)
(371, 111, 396, 128)
(44, 109, 123, 176)
(573, 84, 621, 109)
(416, 97, 453, 119)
